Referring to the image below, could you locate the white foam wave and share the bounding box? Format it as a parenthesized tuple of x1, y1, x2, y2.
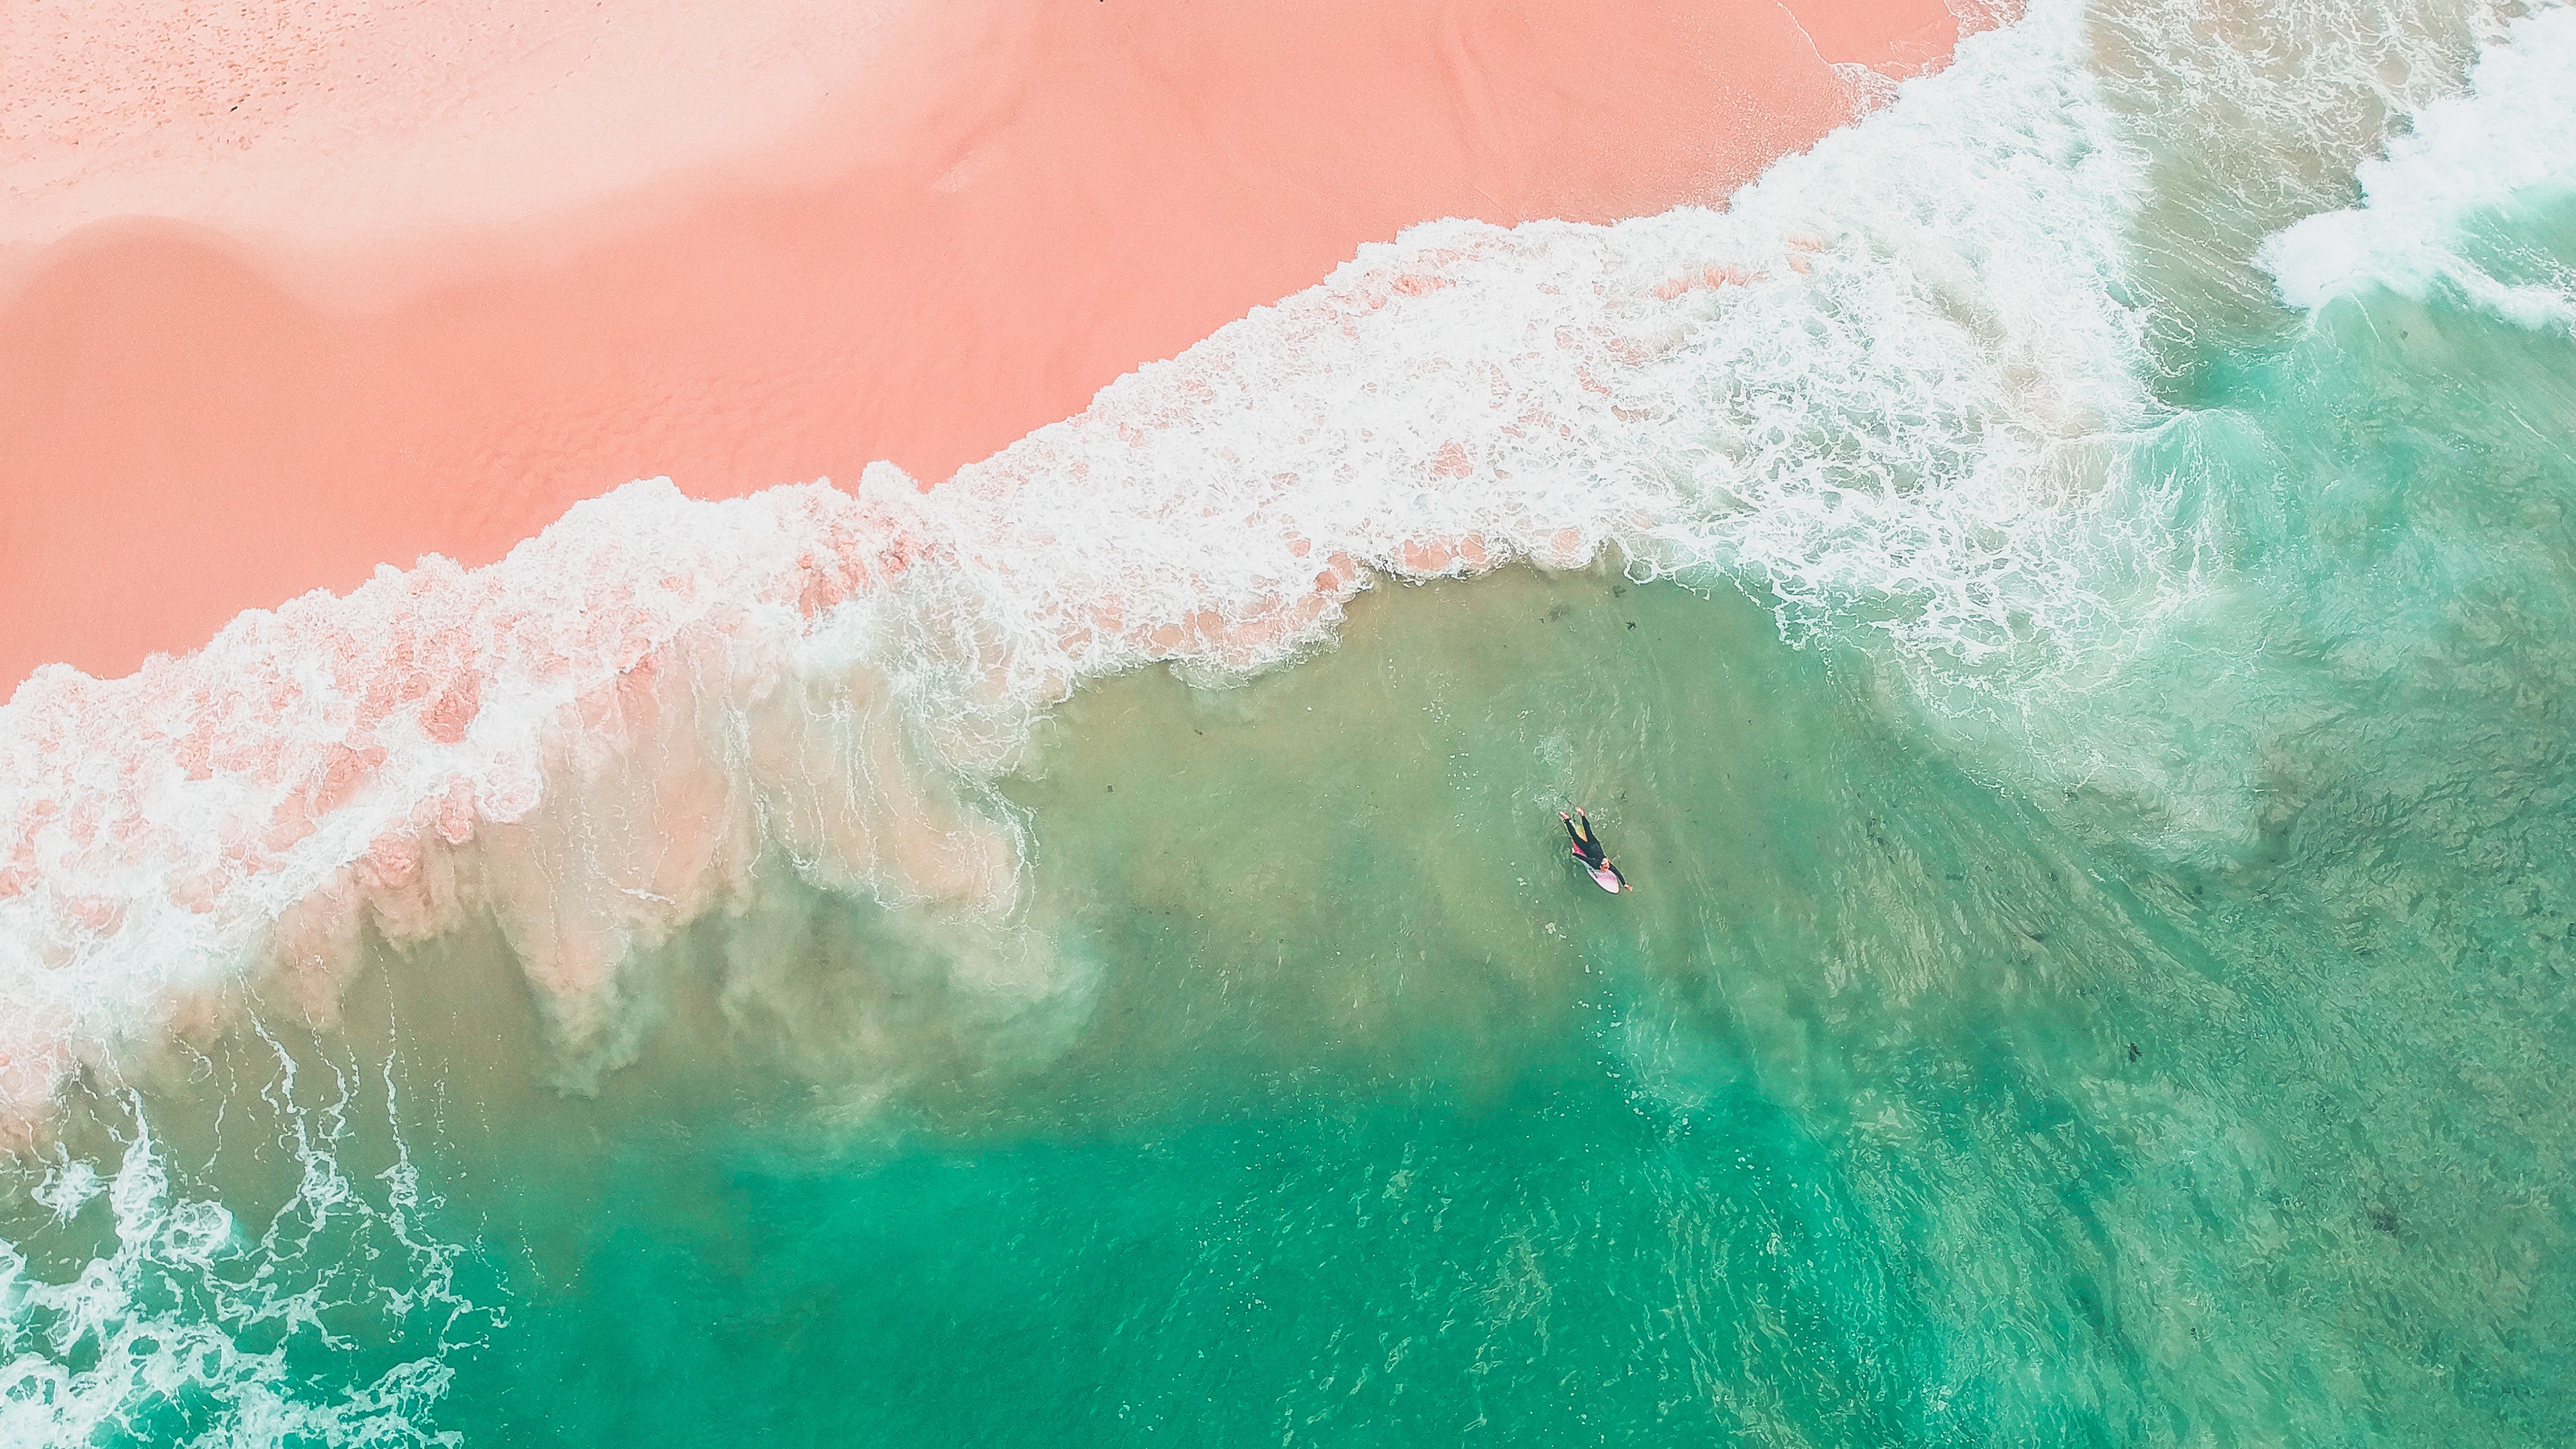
(2261, 2, 2576, 325)
(0, 0, 2518, 1130)
(1833, 61, 1906, 117)
(1, 1054, 481, 1448)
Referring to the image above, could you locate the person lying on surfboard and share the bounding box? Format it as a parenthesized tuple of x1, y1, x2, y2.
(1560, 809, 1632, 893)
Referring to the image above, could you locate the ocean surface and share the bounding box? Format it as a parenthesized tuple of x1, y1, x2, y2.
(6, 0, 2576, 1443)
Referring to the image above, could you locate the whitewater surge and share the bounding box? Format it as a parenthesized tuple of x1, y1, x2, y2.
(0, 0, 2527, 1137)
(2261, 3, 2576, 326)
(1, 1046, 483, 1446)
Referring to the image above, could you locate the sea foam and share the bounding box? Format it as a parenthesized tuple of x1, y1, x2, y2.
(1, 1054, 482, 1446)
(2261, 3, 2576, 326)
(0, 0, 2517, 1134)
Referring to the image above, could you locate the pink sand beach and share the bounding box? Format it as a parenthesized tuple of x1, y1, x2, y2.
(1, 0, 1958, 690)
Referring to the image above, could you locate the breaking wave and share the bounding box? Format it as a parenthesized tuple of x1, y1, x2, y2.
(2261, 4, 2576, 327)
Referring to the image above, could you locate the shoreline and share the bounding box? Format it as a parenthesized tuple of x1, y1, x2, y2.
(0, 0, 1960, 690)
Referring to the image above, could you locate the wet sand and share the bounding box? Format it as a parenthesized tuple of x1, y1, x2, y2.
(0, 0, 1960, 690)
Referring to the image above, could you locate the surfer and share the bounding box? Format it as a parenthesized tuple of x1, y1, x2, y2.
(1560, 809, 1632, 893)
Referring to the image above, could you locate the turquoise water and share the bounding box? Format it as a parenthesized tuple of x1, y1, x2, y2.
(11, 15, 2576, 1448)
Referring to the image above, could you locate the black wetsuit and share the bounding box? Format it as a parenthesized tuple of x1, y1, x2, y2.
(1564, 811, 1630, 890)
(1564, 812, 1608, 868)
